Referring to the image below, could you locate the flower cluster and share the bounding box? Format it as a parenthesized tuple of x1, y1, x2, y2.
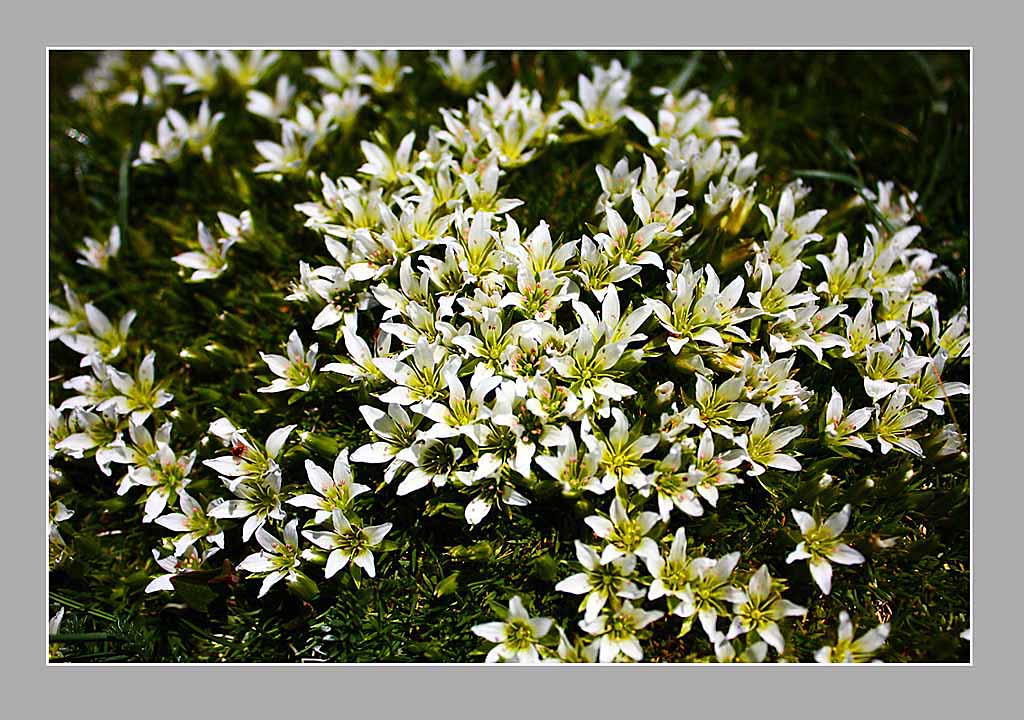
(49, 50, 969, 663)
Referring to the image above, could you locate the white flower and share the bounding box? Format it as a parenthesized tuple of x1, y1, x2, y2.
(823, 387, 874, 453)
(688, 429, 746, 508)
(431, 49, 490, 94)
(308, 265, 371, 333)
(767, 302, 849, 360)
(54, 408, 120, 473)
(124, 443, 195, 523)
(756, 187, 826, 272)
(237, 519, 309, 598)
(642, 88, 741, 148)
(630, 158, 694, 241)
(552, 626, 599, 663)
(865, 180, 918, 229)
(596, 157, 641, 208)
(573, 233, 641, 299)
(321, 327, 389, 386)
(359, 131, 416, 185)
(321, 87, 369, 131)
(536, 432, 603, 496)
(291, 101, 338, 150)
(136, 100, 224, 165)
(449, 307, 520, 370)
(154, 490, 224, 556)
(501, 218, 577, 278)
(734, 406, 803, 476)
(545, 333, 634, 411)
(740, 352, 807, 410)
(578, 600, 663, 663)
(816, 233, 868, 302)
(116, 64, 163, 107)
(871, 386, 929, 456)
(254, 121, 313, 177)
(135, 110, 186, 165)
(173, 220, 235, 282)
(934, 306, 970, 361)
(159, 50, 220, 95)
(645, 262, 752, 355)
(145, 545, 219, 593)
(60, 355, 118, 413)
(673, 551, 745, 638)
(393, 438, 465, 496)
(584, 496, 661, 565)
(375, 340, 460, 407)
(747, 262, 816, 317)
(480, 94, 561, 167)
(840, 298, 880, 359)
(815, 611, 890, 663)
(682, 374, 759, 440)
(561, 61, 632, 135)
(59, 302, 136, 365)
(418, 364, 501, 443)
(646, 444, 704, 519)
(206, 425, 296, 541)
(48, 282, 88, 342)
(49, 607, 66, 637)
(786, 505, 865, 595)
(579, 285, 653, 347)
(217, 210, 254, 244)
(725, 565, 807, 653)
(862, 336, 930, 402)
(306, 50, 360, 91)
(48, 494, 74, 553)
(287, 450, 371, 523)
(351, 404, 421, 484)
(486, 378, 573, 474)
(472, 596, 553, 664)
(581, 409, 659, 490)
(354, 50, 411, 94)
(77, 226, 120, 271)
(601, 206, 665, 270)
(301, 509, 392, 578)
(204, 423, 295, 483)
(462, 476, 530, 526)
(259, 329, 318, 393)
(219, 49, 280, 89)
(712, 631, 769, 663)
(499, 267, 572, 322)
(460, 160, 523, 215)
(645, 527, 702, 601)
(102, 420, 171, 489)
(100, 351, 174, 424)
(907, 354, 969, 415)
(555, 540, 645, 621)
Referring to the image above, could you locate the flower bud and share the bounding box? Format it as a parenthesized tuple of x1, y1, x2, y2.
(303, 433, 340, 459)
(721, 185, 757, 236)
(654, 381, 675, 406)
(286, 570, 319, 601)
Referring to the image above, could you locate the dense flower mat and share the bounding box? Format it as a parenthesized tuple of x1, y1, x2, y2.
(48, 50, 970, 663)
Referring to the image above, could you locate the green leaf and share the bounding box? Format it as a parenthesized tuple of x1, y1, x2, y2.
(433, 572, 460, 598)
(171, 577, 218, 613)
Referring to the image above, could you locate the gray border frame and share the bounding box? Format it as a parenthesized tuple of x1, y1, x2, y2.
(15, 1, 1015, 717)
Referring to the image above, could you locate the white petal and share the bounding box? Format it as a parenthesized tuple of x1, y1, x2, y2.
(325, 548, 351, 578)
(809, 557, 833, 595)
